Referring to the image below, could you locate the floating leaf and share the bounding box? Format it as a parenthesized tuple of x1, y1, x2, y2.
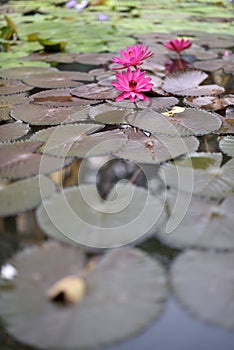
(0, 242, 168, 349)
(38, 38, 67, 53)
(162, 70, 225, 96)
(193, 58, 234, 73)
(126, 108, 221, 137)
(219, 136, 234, 157)
(156, 191, 234, 250)
(0, 141, 73, 180)
(114, 128, 199, 164)
(0, 175, 56, 216)
(159, 152, 234, 198)
(71, 83, 118, 100)
(0, 121, 30, 142)
(90, 106, 133, 125)
(107, 97, 179, 111)
(22, 71, 93, 89)
(30, 124, 127, 158)
(171, 250, 234, 330)
(0, 93, 29, 121)
(36, 183, 166, 248)
(11, 104, 90, 126)
(0, 79, 33, 95)
(0, 66, 58, 80)
(184, 95, 234, 111)
(31, 88, 99, 107)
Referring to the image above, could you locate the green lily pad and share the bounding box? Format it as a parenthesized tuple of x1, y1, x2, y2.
(0, 140, 73, 180)
(114, 128, 199, 164)
(162, 70, 225, 96)
(36, 183, 166, 248)
(219, 136, 234, 157)
(0, 175, 56, 217)
(159, 152, 234, 198)
(126, 108, 221, 137)
(156, 190, 234, 250)
(11, 104, 90, 126)
(0, 242, 168, 349)
(0, 121, 30, 142)
(171, 250, 234, 330)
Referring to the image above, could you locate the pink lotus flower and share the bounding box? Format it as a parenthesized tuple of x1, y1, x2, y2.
(112, 68, 153, 103)
(112, 44, 153, 70)
(163, 38, 192, 55)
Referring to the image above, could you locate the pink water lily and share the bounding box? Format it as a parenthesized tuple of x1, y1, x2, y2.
(112, 44, 153, 70)
(112, 68, 153, 103)
(163, 38, 192, 55)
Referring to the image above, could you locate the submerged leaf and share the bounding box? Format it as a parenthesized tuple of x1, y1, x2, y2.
(0, 242, 168, 349)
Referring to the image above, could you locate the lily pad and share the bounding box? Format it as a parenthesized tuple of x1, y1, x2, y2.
(107, 97, 179, 111)
(0, 242, 168, 349)
(11, 104, 90, 126)
(171, 250, 234, 330)
(0, 175, 56, 216)
(0, 140, 73, 180)
(0, 66, 58, 80)
(0, 93, 30, 121)
(159, 152, 234, 199)
(126, 108, 221, 137)
(162, 70, 225, 96)
(36, 183, 166, 248)
(30, 124, 127, 158)
(193, 58, 234, 73)
(219, 136, 234, 157)
(71, 83, 118, 100)
(184, 95, 234, 111)
(90, 106, 134, 125)
(22, 71, 93, 89)
(31, 88, 99, 107)
(0, 79, 33, 95)
(114, 128, 199, 164)
(0, 121, 30, 142)
(156, 190, 234, 250)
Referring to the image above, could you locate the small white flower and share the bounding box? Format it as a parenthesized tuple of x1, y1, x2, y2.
(1, 264, 18, 280)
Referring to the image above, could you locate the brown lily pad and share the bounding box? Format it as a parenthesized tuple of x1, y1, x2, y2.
(71, 83, 119, 100)
(0, 121, 30, 142)
(0, 79, 33, 95)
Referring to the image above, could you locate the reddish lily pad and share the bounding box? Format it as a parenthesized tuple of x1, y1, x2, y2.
(0, 141, 73, 180)
(0, 121, 30, 142)
(11, 104, 90, 126)
(71, 83, 119, 100)
(0, 79, 33, 95)
(162, 70, 225, 96)
(30, 89, 99, 107)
